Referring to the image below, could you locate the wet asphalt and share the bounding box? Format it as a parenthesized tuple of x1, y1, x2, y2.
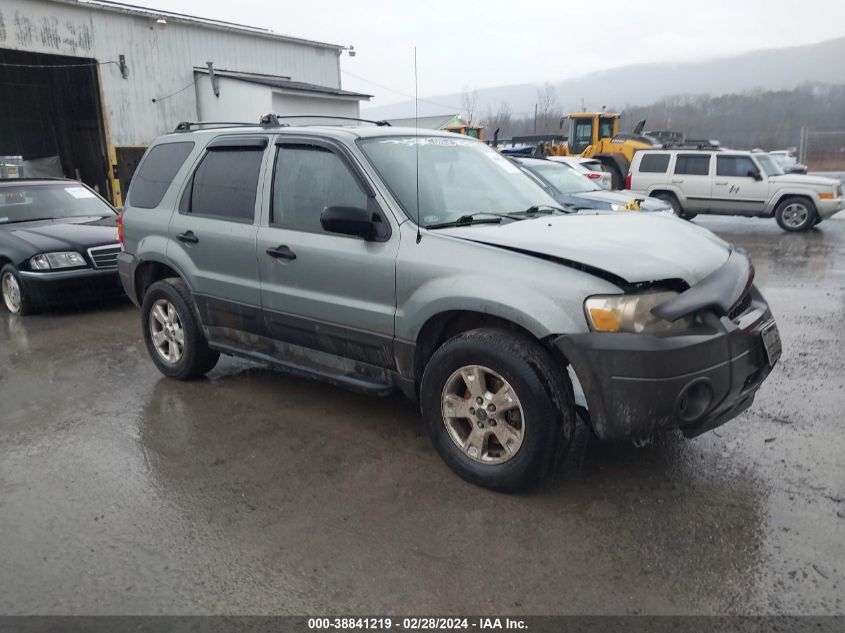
(0, 215, 843, 616)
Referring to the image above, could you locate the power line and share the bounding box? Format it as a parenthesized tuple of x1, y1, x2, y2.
(341, 68, 464, 112)
(342, 69, 548, 119)
(152, 78, 198, 103)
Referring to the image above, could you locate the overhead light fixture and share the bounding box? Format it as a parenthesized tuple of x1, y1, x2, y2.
(154, 17, 167, 28)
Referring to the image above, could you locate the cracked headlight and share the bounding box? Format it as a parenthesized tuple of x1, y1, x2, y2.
(30, 252, 87, 270)
(585, 291, 692, 333)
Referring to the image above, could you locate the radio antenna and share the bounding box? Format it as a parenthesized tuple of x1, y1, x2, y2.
(414, 46, 422, 244)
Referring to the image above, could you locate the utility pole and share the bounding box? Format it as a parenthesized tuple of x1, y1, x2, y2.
(533, 103, 538, 134)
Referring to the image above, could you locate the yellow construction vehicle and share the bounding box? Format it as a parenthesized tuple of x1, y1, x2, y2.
(444, 115, 484, 141)
(546, 112, 653, 189)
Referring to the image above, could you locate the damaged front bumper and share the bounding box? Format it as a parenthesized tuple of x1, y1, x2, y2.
(554, 284, 780, 441)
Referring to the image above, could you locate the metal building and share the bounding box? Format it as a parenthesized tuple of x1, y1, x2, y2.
(0, 0, 370, 204)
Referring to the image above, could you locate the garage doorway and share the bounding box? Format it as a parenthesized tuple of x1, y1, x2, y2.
(0, 48, 110, 198)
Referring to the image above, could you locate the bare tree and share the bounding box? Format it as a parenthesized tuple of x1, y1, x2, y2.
(482, 101, 513, 138)
(535, 82, 560, 133)
(462, 86, 480, 124)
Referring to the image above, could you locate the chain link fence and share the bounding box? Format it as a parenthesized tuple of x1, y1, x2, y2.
(799, 128, 845, 171)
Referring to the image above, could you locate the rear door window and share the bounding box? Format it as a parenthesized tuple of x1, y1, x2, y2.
(185, 145, 264, 223)
(129, 142, 194, 208)
(674, 154, 711, 176)
(639, 153, 670, 173)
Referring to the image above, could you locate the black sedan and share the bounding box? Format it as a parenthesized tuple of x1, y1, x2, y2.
(0, 179, 123, 315)
(513, 157, 676, 214)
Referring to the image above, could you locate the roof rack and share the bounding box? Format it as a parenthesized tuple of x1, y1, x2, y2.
(661, 139, 722, 150)
(173, 114, 393, 134)
(259, 113, 391, 127)
(173, 121, 259, 132)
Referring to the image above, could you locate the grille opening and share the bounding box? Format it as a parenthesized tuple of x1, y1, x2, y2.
(87, 244, 122, 269)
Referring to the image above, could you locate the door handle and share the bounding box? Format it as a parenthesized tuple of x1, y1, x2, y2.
(266, 245, 296, 261)
(714, 181, 728, 185)
(176, 231, 199, 244)
(671, 179, 684, 184)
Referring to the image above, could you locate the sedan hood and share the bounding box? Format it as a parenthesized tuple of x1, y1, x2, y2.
(5, 216, 118, 253)
(557, 189, 670, 212)
(437, 213, 731, 285)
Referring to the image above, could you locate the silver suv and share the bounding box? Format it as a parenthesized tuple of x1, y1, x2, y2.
(628, 148, 845, 231)
(118, 119, 781, 491)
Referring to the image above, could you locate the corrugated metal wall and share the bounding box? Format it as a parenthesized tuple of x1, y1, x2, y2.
(0, 0, 342, 145)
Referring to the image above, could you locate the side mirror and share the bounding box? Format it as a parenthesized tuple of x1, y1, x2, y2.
(320, 205, 374, 239)
(747, 169, 762, 181)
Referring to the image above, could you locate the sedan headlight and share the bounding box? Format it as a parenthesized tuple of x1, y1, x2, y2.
(30, 251, 88, 270)
(585, 291, 692, 333)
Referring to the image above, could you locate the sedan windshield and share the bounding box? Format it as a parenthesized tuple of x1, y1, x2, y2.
(358, 136, 560, 227)
(522, 160, 601, 193)
(756, 154, 785, 177)
(0, 183, 114, 224)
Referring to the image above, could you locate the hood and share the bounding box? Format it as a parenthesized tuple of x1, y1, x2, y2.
(567, 189, 670, 212)
(436, 213, 731, 286)
(4, 216, 118, 253)
(771, 174, 840, 187)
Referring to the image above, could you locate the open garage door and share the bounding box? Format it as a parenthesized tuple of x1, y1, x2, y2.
(0, 49, 110, 199)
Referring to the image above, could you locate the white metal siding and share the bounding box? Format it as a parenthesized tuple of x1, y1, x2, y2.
(0, 0, 343, 144)
(195, 75, 272, 123)
(272, 92, 360, 119)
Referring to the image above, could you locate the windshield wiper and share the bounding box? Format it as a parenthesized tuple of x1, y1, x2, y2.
(426, 213, 509, 229)
(510, 204, 573, 216)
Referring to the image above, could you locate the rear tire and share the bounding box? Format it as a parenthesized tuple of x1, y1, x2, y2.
(775, 196, 817, 232)
(420, 328, 575, 492)
(141, 278, 219, 380)
(654, 192, 696, 220)
(1, 264, 37, 316)
(604, 163, 623, 190)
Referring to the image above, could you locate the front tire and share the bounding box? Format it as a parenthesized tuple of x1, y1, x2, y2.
(1, 264, 36, 316)
(775, 196, 817, 232)
(141, 278, 219, 380)
(420, 328, 575, 492)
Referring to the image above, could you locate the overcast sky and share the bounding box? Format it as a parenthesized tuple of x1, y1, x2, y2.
(131, 0, 845, 108)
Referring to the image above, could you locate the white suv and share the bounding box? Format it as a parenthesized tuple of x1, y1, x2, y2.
(628, 148, 845, 231)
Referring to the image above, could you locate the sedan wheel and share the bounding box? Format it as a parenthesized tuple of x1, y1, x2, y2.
(0, 265, 35, 315)
(441, 364, 526, 464)
(1, 271, 22, 313)
(148, 299, 185, 364)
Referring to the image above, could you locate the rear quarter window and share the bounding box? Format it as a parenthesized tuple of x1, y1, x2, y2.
(128, 142, 195, 209)
(638, 153, 670, 173)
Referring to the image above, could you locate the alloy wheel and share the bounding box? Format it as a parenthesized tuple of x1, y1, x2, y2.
(441, 364, 526, 464)
(149, 299, 185, 364)
(781, 202, 809, 229)
(1, 272, 22, 313)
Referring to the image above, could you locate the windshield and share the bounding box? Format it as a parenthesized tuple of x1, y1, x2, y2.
(358, 136, 560, 227)
(524, 160, 601, 193)
(755, 154, 784, 177)
(0, 183, 114, 224)
(769, 154, 795, 169)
